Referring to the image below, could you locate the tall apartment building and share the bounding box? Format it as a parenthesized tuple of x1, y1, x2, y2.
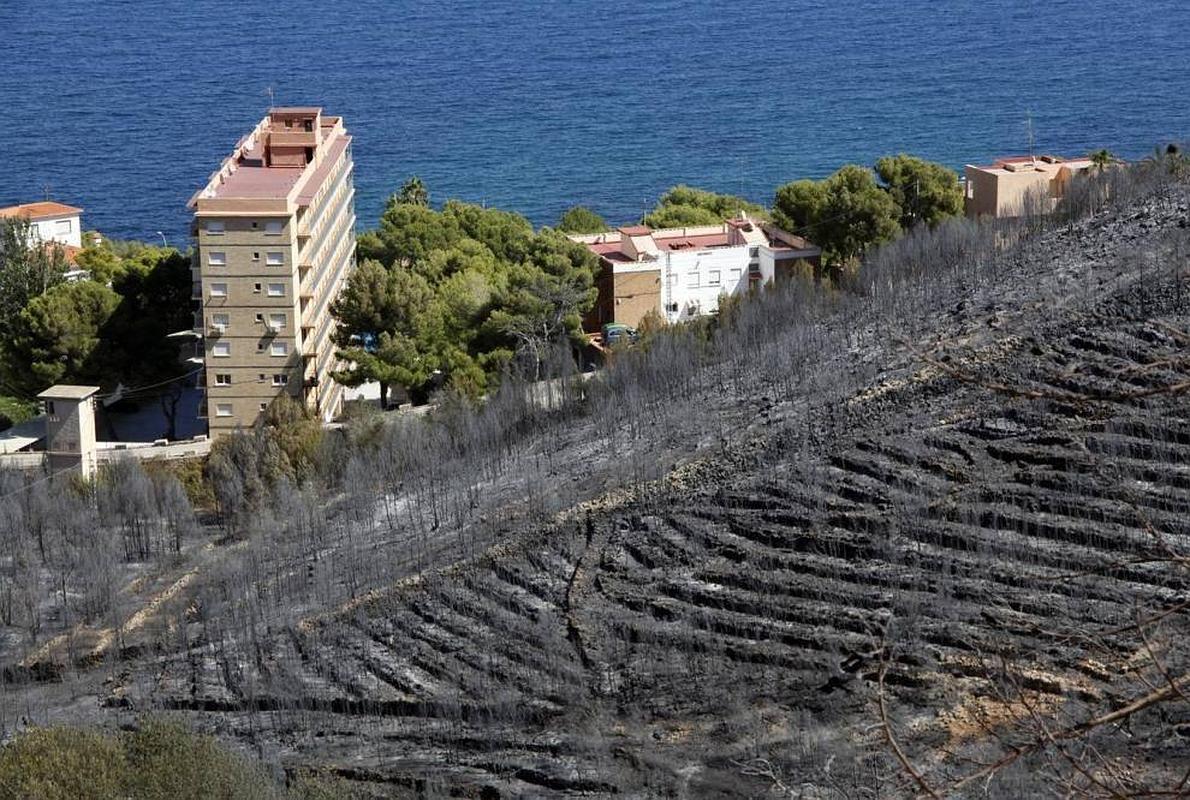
(188, 107, 356, 436)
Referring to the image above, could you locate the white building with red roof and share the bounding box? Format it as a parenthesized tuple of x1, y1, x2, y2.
(0, 201, 85, 250)
(570, 215, 820, 330)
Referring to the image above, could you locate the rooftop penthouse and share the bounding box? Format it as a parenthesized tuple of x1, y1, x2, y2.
(188, 108, 352, 216)
(964, 154, 1096, 218)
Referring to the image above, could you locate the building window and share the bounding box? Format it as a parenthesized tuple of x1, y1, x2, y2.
(210, 282, 228, 297)
(730, 268, 742, 283)
(254, 313, 264, 323)
(211, 313, 229, 330)
(211, 342, 231, 358)
(252, 252, 260, 261)
(207, 251, 226, 266)
(55, 219, 72, 235)
(265, 221, 283, 235)
(214, 373, 231, 386)
(251, 221, 258, 229)
(270, 342, 287, 357)
(687, 272, 699, 288)
(268, 312, 286, 329)
(749, 247, 759, 258)
(258, 373, 266, 382)
(45, 400, 55, 415)
(205, 220, 225, 235)
(215, 403, 233, 417)
(272, 373, 288, 386)
(267, 283, 284, 297)
(266, 252, 284, 266)
(253, 283, 262, 293)
(707, 270, 721, 286)
(259, 403, 268, 411)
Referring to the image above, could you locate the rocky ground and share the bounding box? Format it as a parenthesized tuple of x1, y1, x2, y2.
(4, 183, 1189, 797)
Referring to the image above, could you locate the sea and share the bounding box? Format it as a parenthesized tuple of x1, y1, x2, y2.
(1, 0, 1187, 243)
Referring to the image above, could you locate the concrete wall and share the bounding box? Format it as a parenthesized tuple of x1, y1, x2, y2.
(610, 269, 661, 328)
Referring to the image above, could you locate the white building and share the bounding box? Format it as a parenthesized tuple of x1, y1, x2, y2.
(572, 216, 821, 330)
(0, 201, 85, 249)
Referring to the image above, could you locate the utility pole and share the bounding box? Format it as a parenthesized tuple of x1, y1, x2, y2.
(1025, 111, 1036, 163)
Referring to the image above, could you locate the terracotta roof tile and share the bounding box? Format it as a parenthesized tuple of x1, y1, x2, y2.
(0, 201, 83, 220)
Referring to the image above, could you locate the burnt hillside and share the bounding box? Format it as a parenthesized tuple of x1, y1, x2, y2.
(4, 174, 1189, 798)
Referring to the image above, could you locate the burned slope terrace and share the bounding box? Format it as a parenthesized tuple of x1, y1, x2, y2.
(2, 170, 1188, 797)
(177, 177, 1190, 795)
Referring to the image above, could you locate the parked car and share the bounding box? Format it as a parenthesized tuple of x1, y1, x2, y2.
(602, 323, 639, 346)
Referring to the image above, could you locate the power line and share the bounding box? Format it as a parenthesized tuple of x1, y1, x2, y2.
(0, 464, 80, 502)
(97, 367, 204, 400)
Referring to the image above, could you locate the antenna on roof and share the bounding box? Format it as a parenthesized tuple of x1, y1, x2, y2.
(1025, 110, 1036, 163)
(42, 183, 52, 201)
(265, 86, 275, 110)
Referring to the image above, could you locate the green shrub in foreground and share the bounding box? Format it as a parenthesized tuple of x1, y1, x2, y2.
(0, 720, 371, 800)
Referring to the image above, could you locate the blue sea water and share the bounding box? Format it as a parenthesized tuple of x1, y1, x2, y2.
(1, 0, 1187, 243)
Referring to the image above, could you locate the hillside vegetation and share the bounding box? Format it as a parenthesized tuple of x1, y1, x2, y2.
(0, 160, 1187, 797)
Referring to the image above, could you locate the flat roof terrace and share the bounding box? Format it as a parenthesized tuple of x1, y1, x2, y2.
(190, 112, 345, 210)
(210, 164, 304, 200)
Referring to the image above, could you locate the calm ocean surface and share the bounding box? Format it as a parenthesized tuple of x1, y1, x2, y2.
(1, 0, 1187, 242)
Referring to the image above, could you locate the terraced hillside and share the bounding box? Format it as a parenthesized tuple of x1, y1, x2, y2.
(6, 180, 1189, 797)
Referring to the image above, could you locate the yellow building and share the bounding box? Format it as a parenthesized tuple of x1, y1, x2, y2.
(188, 107, 356, 436)
(964, 154, 1094, 219)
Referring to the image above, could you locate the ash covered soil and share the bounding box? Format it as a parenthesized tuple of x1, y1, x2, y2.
(9, 184, 1190, 797)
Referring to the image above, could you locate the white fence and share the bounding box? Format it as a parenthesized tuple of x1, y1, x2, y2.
(97, 437, 212, 462)
(0, 436, 212, 473)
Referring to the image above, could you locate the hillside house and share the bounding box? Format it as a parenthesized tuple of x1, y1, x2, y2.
(571, 216, 821, 330)
(0, 201, 86, 266)
(964, 155, 1096, 219)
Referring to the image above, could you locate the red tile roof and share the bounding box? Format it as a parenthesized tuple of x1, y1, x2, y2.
(618, 225, 652, 236)
(0, 201, 83, 221)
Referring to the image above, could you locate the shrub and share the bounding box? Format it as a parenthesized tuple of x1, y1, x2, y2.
(0, 395, 36, 432)
(0, 726, 126, 800)
(0, 720, 366, 800)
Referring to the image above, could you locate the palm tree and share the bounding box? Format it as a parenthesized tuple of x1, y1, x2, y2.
(1089, 148, 1115, 170)
(397, 176, 429, 207)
